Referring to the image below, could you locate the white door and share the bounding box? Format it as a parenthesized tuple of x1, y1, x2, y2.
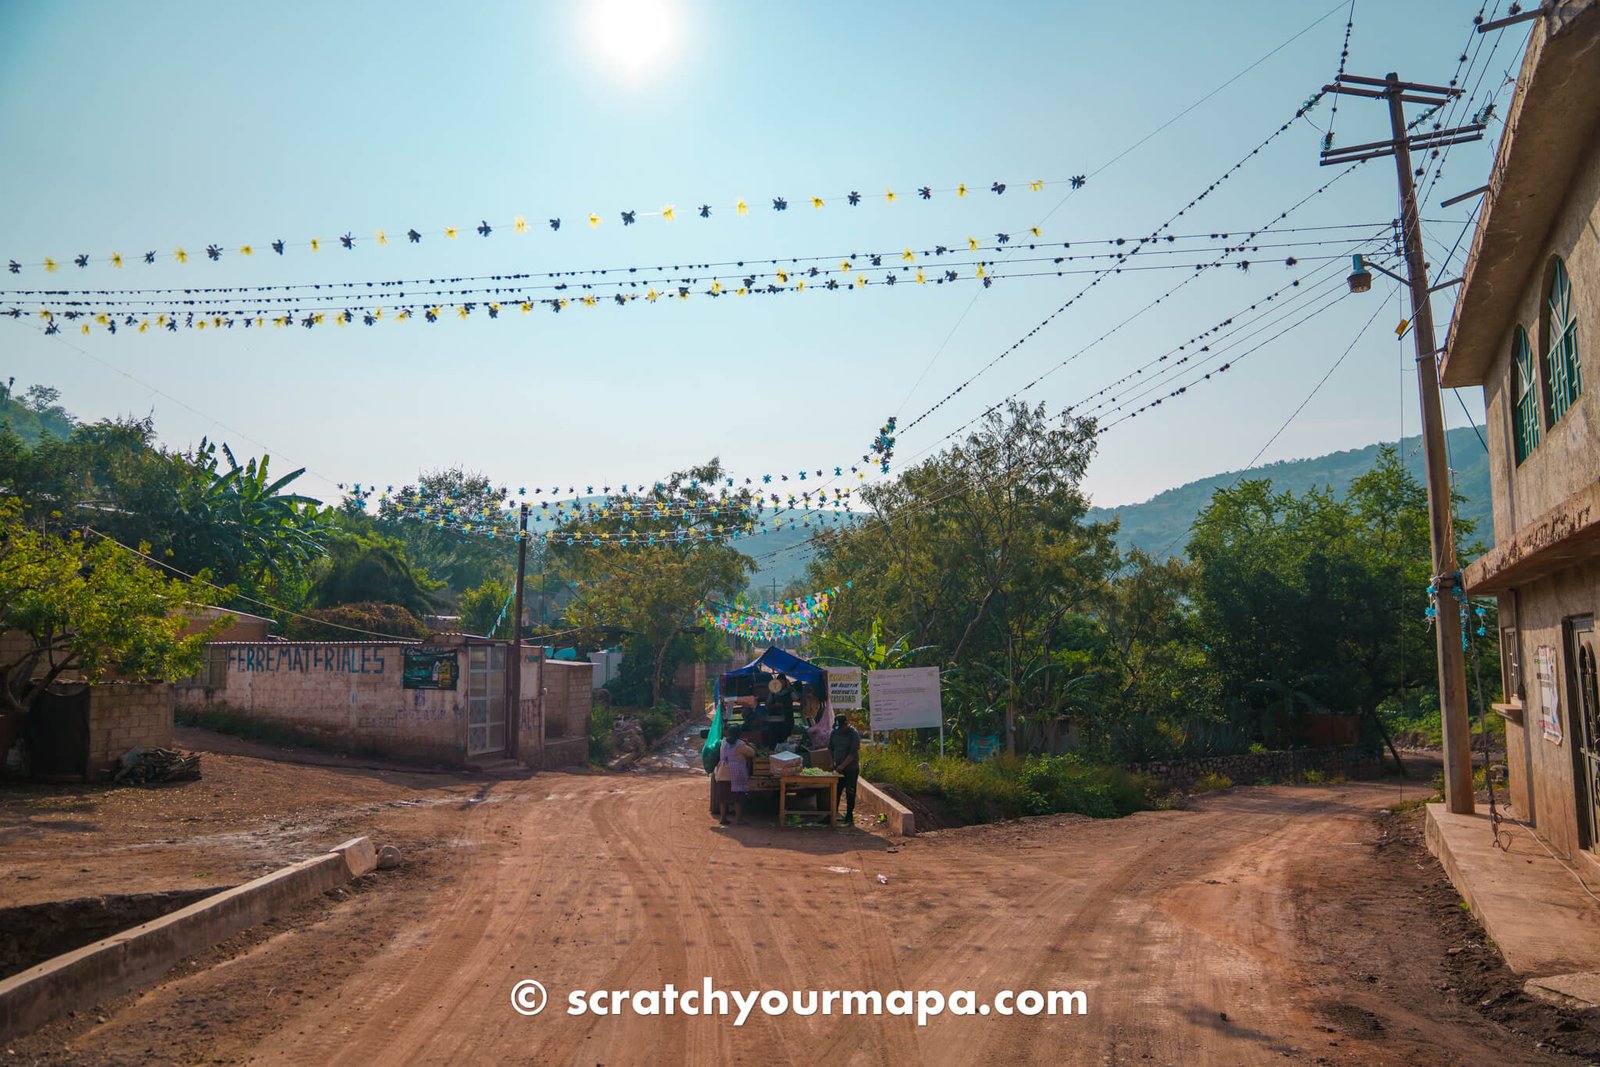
(467, 644, 507, 756)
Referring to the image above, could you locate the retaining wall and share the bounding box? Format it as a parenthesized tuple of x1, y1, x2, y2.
(0, 838, 376, 1042)
(1128, 744, 1385, 791)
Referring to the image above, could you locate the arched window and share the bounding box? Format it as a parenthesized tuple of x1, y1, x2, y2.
(1513, 325, 1540, 463)
(1545, 257, 1582, 425)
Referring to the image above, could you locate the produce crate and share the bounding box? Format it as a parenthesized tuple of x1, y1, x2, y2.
(768, 753, 804, 778)
(809, 748, 834, 771)
(747, 775, 779, 791)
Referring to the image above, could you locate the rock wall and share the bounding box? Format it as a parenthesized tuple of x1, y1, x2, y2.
(1128, 744, 1385, 791)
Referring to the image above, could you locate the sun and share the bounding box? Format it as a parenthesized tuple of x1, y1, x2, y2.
(582, 0, 681, 83)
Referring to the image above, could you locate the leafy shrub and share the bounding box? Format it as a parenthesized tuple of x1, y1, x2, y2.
(1191, 773, 1233, 793)
(860, 748, 1155, 825)
(283, 601, 430, 641)
(638, 704, 677, 746)
(588, 703, 618, 764)
(179, 706, 384, 758)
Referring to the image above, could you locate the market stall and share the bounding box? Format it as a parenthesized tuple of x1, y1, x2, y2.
(701, 646, 845, 822)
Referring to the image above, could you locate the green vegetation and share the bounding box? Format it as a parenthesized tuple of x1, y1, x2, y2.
(458, 577, 516, 639)
(0, 382, 74, 445)
(1191, 773, 1233, 793)
(0, 498, 220, 755)
(1379, 686, 1505, 748)
(0, 381, 517, 641)
(1086, 426, 1491, 558)
(862, 747, 1157, 823)
(637, 705, 677, 746)
(588, 703, 618, 764)
(177, 706, 385, 759)
(802, 402, 1500, 818)
(555, 459, 754, 705)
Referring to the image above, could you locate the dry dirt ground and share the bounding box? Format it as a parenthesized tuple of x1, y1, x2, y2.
(3, 731, 1598, 1066)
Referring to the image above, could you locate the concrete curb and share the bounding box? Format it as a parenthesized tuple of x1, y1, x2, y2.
(0, 837, 377, 1042)
(858, 779, 916, 836)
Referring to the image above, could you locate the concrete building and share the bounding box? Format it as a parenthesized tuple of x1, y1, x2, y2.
(175, 634, 592, 770)
(23, 683, 174, 781)
(1440, 2, 1600, 874)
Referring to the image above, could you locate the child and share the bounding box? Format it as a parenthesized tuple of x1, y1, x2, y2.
(714, 725, 756, 826)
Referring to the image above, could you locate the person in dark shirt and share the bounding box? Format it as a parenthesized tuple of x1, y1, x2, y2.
(761, 674, 797, 747)
(828, 713, 862, 824)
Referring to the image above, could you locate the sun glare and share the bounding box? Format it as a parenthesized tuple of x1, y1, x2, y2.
(582, 0, 681, 83)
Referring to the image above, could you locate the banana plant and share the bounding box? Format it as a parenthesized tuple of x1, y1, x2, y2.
(810, 616, 934, 673)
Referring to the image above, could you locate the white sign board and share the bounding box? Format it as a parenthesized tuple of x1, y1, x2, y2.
(867, 667, 942, 731)
(826, 666, 862, 711)
(1536, 644, 1562, 744)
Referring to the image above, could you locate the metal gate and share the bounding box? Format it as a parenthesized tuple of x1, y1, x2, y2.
(467, 644, 507, 757)
(1566, 617, 1600, 852)
(28, 686, 91, 779)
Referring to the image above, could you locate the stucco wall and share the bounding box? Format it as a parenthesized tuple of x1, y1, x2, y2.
(174, 642, 469, 762)
(1498, 556, 1600, 860)
(1482, 133, 1600, 542)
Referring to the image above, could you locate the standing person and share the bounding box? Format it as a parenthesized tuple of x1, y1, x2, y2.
(829, 713, 861, 825)
(714, 725, 755, 826)
(802, 690, 832, 749)
(763, 673, 797, 746)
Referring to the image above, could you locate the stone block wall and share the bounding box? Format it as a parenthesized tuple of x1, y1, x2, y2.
(1128, 744, 1385, 792)
(542, 661, 594, 743)
(86, 684, 173, 777)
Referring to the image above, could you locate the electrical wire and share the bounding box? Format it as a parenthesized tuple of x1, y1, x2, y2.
(898, 88, 1337, 437)
(893, 0, 1353, 417)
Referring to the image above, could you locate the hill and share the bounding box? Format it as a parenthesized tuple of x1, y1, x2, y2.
(1087, 426, 1492, 558)
(741, 519, 852, 594)
(0, 382, 75, 444)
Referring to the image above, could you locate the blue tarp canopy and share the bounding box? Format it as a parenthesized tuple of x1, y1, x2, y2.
(719, 645, 827, 689)
(701, 646, 827, 772)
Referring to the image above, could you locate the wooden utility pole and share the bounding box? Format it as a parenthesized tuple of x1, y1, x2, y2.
(508, 503, 529, 759)
(1321, 72, 1484, 814)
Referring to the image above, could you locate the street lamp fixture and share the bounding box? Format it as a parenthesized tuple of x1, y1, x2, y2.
(1348, 253, 1463, 295)
(1346, 253, 1411, 293)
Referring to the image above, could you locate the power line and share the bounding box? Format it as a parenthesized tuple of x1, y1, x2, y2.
(82, 527, 421, 642)
(1236, 287, 1392, 470)
(898, 88, 1336, 437)
(902, 173, 1378, 461)
(892, 0, 1355, 418)
(1147, 283, 1395, 558)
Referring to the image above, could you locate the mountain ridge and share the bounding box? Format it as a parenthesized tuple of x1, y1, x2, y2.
(1086, 426, 1492, 557)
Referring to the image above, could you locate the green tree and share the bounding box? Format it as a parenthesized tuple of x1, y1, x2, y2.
(810, 400, 1117, 754)
(308, 532, 440, 615)
(554, 460, 755, 706)
(1086, 550, 1223, 760)
(0, 499, 219, 756)
(1184, 445, 1484, 742)
(0, 380, 75, 444)
(375, 467, 517, 594)
(0, 422, 332, 612)
(459, 576, 515, 638)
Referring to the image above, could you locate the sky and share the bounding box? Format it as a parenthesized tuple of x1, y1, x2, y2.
(0, 0, 1524, 510)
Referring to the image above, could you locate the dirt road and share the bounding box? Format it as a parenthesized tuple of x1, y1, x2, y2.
(15, 746, 1587, 1067)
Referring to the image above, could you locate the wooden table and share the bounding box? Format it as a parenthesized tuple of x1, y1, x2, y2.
(778, 773, 840, 828)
